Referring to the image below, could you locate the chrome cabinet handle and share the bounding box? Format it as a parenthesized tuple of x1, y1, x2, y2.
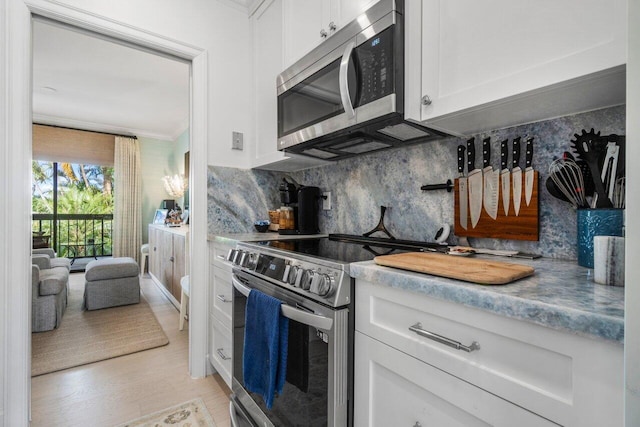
(217, 348, 231, 360)
(422, 94, 432, 106)
(217, 294, 230, 303)
(409, 322, 480, 353)
(339, 41, 356, 119)
(169, 256, 174, 262)
(328, 21, 337, 31)
(320, 28, 328, 38)
(217, 255, 226, 260)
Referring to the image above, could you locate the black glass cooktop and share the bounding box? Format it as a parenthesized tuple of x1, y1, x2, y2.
(250, 234, 446, 264)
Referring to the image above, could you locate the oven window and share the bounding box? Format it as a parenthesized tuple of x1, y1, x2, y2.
(234, 292, 329, 426)
(278, 56, 357, 138)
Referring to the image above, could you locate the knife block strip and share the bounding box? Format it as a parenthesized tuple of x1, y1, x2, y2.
(454, 171, 539, 241)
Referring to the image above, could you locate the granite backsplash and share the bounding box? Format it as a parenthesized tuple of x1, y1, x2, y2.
(208, 106, 625, 260)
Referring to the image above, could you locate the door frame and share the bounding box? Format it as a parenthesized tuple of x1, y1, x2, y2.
(2, 1, 209, 425)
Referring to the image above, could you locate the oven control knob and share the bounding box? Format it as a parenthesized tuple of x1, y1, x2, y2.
(234, 250, 245, 265)
(286, 265, 300, 285)
(244, 252, 257, 269)
(317, 274, 335, 296)
(300, 269, 315, 290)
(238, 251, 248, 267)
(227, 249, 237, 263)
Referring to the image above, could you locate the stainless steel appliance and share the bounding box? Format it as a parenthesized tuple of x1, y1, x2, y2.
(228, 235, 448, 426)
(276, 0, 450, 161)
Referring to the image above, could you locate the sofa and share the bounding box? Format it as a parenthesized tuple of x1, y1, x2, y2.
(32, 250, 70, 332)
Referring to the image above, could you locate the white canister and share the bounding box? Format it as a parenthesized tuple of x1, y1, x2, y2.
(593, 236, 625, 287)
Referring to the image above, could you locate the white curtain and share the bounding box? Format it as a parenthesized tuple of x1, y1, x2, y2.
(113, 136, 142, 264)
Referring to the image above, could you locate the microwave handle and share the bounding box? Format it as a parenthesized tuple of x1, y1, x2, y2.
(232, 275, 334, 332)
(339, 41, 356, 119)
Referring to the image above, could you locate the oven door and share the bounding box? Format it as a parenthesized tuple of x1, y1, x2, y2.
(230, 269, 351, 427)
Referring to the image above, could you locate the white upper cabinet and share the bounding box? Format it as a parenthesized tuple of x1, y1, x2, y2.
(283, 0, 379, 68)
(252, 0, 286, 167)
(405, 0, 627, 136)
(251, 0, 333, 171)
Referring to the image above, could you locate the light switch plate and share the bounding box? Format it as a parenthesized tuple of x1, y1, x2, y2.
(232, 131, 243, 150)
(323, 191, 331, 210)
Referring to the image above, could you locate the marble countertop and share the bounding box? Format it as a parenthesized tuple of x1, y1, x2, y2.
(208, 232, 624, 343)
(350, 257, 624, 343)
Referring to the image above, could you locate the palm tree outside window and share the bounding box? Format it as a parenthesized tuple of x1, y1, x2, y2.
(32, 160, 115, 260)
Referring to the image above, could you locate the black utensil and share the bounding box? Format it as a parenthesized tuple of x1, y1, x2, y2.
(564, 151, 594, 197)
(570, 129, 612, 208)
(545, 176, 570, 203)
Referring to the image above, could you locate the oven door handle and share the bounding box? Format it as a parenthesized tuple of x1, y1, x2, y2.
(232, 276, 334, 332)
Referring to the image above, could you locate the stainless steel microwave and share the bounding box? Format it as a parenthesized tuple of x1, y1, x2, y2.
(276, 0, 449, 161)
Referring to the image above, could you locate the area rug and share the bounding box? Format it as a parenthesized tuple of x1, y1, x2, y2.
(116, 398, 216, 427)
(31, 273, 169, 376)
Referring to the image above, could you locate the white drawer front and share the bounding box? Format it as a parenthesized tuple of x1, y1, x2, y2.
(355, 332, 555, 427)
(212, 265, 233, 326)
(355, 280, 623, 427)
(210, 240, 235, 270)
(209, 315, 232, 388)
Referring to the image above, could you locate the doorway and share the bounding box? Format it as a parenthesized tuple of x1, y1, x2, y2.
(3, 3, 210, 425)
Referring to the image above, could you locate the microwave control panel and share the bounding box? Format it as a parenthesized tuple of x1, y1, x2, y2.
(357, 26, 395, 106)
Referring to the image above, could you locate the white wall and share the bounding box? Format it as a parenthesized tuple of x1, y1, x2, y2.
(172, 128, 190, 209)
(139, 137, 175, 242)
(51, 0, 254, 169)
(0, 1, 252, 424)
(625, 0, 639, 424)
(139, 129, 190, 243)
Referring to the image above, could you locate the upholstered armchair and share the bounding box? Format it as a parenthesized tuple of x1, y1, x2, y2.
(33, 248, 71, 271)
(32, 252, 70, 332)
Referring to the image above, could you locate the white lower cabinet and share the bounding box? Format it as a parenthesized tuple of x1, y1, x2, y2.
(208, 239, 235, 388)
(209, 314, 233, 386)
(354, 279, 623, 426)
(355, 331, 555, 427)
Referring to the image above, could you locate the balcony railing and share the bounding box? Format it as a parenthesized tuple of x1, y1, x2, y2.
(32, 213, 113, 259)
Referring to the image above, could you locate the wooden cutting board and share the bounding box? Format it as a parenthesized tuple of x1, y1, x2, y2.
(374, 252, 535, 285)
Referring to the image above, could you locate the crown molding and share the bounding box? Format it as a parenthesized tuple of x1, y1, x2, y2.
(32, 113, 183, 141)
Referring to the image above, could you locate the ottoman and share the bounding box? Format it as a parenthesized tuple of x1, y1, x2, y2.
(84, 257, 140, 310)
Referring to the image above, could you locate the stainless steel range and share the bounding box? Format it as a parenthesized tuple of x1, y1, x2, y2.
(228, 235, 447, 426)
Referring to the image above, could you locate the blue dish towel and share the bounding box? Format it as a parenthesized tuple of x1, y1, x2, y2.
(243, 289, 289, 409)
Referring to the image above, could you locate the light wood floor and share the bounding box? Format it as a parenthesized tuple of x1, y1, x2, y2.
(31, 273, 231, 427)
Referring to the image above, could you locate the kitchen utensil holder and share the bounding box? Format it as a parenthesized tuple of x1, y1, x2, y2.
(363, 206, 397, 239)
(576, 208, 624, 268)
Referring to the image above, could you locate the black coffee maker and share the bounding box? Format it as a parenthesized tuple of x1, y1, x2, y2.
(278, 178, 320, 235)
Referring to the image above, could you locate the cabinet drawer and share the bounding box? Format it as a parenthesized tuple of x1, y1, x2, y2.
(209, 315, 232, 388)
(210, 240, 235, 270)
(355, 332, 554, 427)
(211, 265, 233, 326)
(355, 280, 623, 426)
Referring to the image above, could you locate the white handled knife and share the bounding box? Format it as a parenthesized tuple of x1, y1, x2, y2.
(467, 137, 483, 228)
(457, 145, 468, 230)
(511, 137, 523, 216)
(499, 139, 510, 216)
(482, 137, 499, 220)
(524, 136, 535, 206)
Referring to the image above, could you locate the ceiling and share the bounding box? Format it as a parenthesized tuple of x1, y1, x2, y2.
(32, 20, 190, 141)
